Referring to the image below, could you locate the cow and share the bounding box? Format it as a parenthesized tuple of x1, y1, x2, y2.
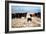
(12, 14, 16, 19)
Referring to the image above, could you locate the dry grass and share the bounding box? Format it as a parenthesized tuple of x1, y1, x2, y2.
(11, 17, 41, 28)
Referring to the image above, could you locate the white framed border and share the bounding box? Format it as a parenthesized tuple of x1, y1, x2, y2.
(9, 3, 43, 31)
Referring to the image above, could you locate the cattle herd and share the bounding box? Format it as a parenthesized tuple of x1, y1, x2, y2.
(12, 13, 27, 19)
(12, 12, 41, 21)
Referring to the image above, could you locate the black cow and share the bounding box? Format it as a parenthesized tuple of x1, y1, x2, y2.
(30, 14, 32, 17)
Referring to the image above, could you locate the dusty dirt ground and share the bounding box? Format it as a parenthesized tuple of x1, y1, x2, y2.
(11, 16, 41, 28)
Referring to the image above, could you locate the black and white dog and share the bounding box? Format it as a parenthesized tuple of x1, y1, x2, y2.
(27, 18, 32, 22)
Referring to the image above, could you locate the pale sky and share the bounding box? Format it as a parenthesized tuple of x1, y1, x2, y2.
(11, 6, 41, 14)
